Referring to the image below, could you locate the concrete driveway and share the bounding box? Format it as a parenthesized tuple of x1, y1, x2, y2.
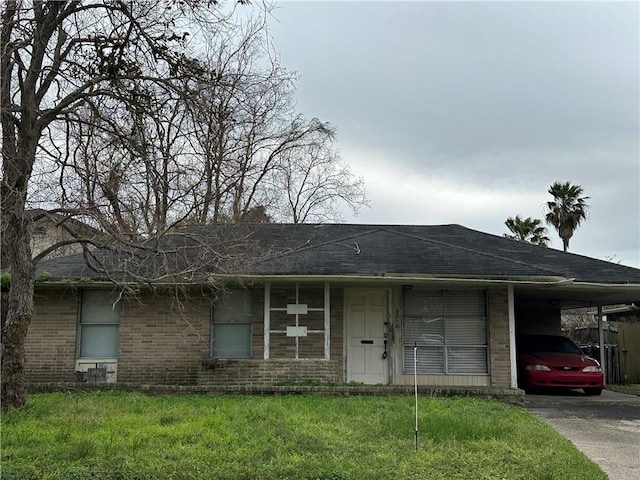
(525, 389, 640, 480)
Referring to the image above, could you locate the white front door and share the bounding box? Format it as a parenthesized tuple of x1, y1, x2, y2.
(346, 290, 389, 384)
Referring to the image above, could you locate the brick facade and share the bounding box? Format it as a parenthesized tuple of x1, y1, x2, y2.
(199, 359, 342, 385)
(25, 288, 212, 384)
(487, 287, 511, 387)
(199, 287, 344, 385)
(26, 283, 513, 389)
(25, 288, 79, 382)
(117, 291, 210, 384)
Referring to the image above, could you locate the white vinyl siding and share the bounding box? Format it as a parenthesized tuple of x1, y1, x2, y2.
(78, 290, 120, 358)
(403, 289, 488, 375)
(212, 290, 252, 358)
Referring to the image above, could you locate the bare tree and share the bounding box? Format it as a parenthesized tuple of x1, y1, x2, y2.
(268, 127, 368, 223)
(55, 10, 367, 230)
(1, 1, 368, 411)
(562, 307, 597, 331)
(186, 14, 368, 223)
(57, 85, 201, 235)
(0, 0, 242, 411)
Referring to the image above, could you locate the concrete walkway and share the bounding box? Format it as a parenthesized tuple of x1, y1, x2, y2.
(525, 389, 640, 480)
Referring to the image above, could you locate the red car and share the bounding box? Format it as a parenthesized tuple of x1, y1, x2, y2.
(517, 334, 604, 395)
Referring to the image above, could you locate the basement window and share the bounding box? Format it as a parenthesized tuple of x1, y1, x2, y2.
(78, 290, 120, 358)
(212, 289, 253, 359)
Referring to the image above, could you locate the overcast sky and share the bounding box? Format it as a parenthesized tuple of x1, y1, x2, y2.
(267, 0, 640, 268)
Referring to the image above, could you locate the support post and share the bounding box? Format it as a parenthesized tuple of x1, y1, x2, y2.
(597, 304, 606, 385)
(324, 282, 331, 360)
(264, 282, 270, 360)
(508, 285, 518, 389)
(414, 342, 418, 451)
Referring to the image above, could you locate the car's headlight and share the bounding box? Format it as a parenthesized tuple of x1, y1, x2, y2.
(525, 365, 552, 371)
(582, 366, 602, 373)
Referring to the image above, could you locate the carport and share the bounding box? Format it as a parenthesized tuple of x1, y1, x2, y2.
(511, 279, 640, 388)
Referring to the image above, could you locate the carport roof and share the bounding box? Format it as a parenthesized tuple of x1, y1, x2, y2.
(36, 224, 640, 305)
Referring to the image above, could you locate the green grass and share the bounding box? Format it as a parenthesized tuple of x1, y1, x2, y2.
(606, 384, 640, 396)
(1, 392, 605, 480)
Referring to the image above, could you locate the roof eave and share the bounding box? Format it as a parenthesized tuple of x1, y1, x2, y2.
(209, 273, 576, 286)
(34, 273, 640, 292)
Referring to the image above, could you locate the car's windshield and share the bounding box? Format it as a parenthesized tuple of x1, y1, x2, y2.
(520, 336, 583, 355)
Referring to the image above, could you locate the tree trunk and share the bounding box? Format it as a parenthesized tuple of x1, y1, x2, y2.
(1, 214, 35, 411)
(1, 85, 39, 410)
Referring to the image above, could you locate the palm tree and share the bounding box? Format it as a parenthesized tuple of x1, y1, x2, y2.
(545, 181, 589, 252)
(504, 215, 550, 247)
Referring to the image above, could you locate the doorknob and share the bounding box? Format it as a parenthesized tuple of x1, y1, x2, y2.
(382, 339, 388, 359)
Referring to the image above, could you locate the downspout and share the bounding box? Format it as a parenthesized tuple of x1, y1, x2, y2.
(508, 285, 518, 389)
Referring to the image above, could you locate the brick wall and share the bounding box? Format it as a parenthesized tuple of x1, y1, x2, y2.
(26, 284, 517, 389)
(117, 291, 210, 384)
(201, 286, 516, 388)
(488, 287, 511, 387)
(117, 285, 346, 385)
(25, 288, 79, 382)
(250, 287, 265, 357)
(200, 286, 345, 385)
(198, 359, 342, 385)
(329, 288, 344, 363)
(26, 284, 345, 386)
(26, 287, 211, 385)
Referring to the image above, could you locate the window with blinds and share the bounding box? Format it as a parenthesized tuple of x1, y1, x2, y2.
(212, 289, 253, 359)
(78, 290, 120, 358)
(403, 289, 488, 375)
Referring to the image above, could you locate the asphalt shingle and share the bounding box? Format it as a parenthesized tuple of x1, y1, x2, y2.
(34, 224, 640, 285)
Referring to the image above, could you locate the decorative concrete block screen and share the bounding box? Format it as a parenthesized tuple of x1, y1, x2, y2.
(264, 283, 331, 360)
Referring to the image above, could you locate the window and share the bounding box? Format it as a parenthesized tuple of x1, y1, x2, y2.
(403, 289, 488, 375)
(212, 289, 253, 358)
(78, 290, 120, 358)
(265, 283, 329, 360)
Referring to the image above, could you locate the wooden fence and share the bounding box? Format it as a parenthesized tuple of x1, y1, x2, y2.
(580, 344, 620, 385)
(619, 322, 640, 384)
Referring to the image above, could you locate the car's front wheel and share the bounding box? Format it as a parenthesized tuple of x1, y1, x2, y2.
(584, 388, 603, 396)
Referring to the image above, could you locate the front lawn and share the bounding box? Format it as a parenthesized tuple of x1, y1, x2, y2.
(2, 392, 605, 480)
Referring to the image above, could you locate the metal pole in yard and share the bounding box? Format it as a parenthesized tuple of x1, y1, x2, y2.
(414, 341, 418, 451)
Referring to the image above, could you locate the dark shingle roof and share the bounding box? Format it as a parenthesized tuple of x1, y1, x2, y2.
(35, 224, 640, 285)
